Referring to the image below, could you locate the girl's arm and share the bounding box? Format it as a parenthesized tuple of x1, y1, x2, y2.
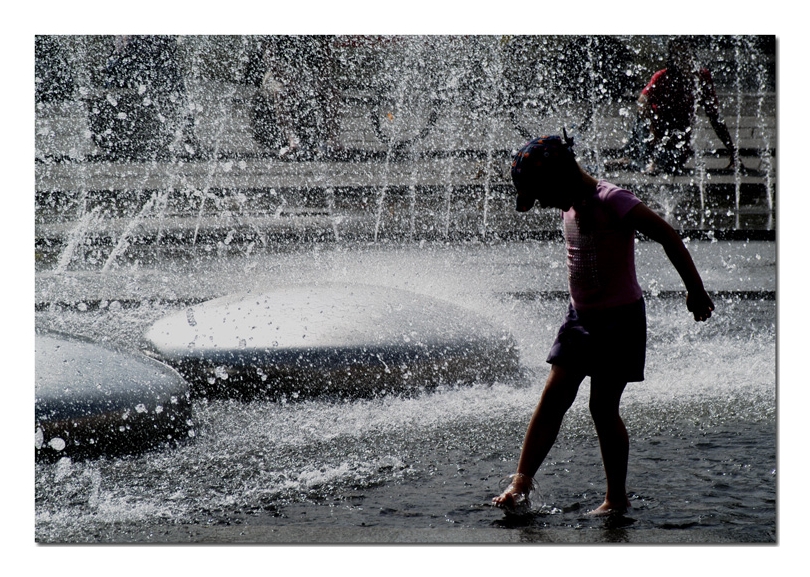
(624, 203, 715, 322)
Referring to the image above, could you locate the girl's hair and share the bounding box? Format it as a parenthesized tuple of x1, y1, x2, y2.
(510, 133, 577, 192)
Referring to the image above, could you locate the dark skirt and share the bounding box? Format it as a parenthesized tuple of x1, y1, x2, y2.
(546, 298, 647, 382)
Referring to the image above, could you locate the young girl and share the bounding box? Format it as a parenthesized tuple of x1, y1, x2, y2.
(493, 134, 715, 515)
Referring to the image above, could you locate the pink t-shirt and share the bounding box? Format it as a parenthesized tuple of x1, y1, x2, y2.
(562, 181, 643, 310)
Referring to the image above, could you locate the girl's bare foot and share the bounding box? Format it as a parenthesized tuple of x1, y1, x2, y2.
(492, 473, 533, 515)
(587, 498, 631, 516)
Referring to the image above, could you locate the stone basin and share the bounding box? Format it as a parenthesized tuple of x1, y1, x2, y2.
(35, 333, 193, 460)
(143, 283, 521, 400)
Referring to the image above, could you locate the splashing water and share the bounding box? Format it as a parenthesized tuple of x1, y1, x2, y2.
(35, 36, 775, 543)
(35, 240, 775, 543)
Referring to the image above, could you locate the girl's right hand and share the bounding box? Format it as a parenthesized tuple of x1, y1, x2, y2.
(686, 290, 715, 322)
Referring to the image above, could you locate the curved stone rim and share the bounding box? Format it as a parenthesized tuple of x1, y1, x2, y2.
(35, 331, 194, 460)
(143, 283, 522, 400)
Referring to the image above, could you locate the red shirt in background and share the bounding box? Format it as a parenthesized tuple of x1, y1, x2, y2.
(642, 67, 721, 136)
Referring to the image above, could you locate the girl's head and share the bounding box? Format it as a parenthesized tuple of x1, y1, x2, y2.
(511, 134, 580, 212)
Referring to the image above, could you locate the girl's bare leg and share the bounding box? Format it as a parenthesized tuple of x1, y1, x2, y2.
(493, 364, 585, 509)
(588, 377, 631, 515)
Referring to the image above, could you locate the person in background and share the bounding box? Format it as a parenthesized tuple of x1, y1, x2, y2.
(612, 37, 745, 175)
(99, 35, 198, 158)
(257, 36, 341, 157)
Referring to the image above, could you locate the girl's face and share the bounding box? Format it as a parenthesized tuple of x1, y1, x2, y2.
(516, 186, 574, 212)
(537, 180, 575, 211)
(516, 170, 576, 212)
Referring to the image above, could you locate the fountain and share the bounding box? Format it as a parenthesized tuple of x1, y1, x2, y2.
(34, 35, 776, 544)
(35, 333, 193, 460)
(142, 282, 520, 400)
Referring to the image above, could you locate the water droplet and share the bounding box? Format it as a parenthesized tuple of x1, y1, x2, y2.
(49, 437, 66, 451)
